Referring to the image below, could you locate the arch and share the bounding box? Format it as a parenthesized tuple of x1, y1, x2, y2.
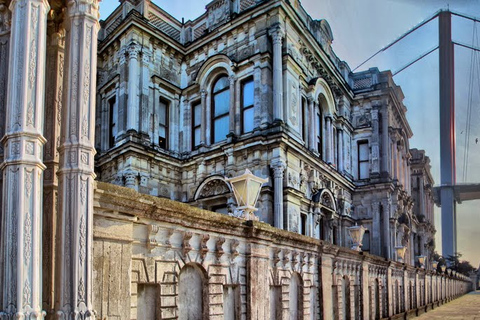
(194, 175, 232, 201)
(178, 263, 208, 320)
(289, 272, 303, 320)
(310, 77, 336, 116)
(195, 54, 234, 86)
(312, 188, 337, 212)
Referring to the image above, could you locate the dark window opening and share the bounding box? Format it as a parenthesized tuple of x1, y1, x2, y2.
(108, 96, 116, 148)
(192, 101, 201, 149)
(158, 98, 169, 149)
(317, 111, 322, 155)
(301, 214, 307, 236)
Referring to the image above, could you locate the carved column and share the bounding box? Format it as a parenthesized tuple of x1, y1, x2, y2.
(139, 49, 151, 137)
(269, 26, 284, 123)
(126, 41, 140, 132)
(200, 89, 207, 145)
(338, 129, 344, 172)
(308, 97, 315, 152)
(325, 116, 333, 163)
(371, 109, 380, 175)
(271, 160, 285, 229)
(228, 75, 235, 135)
(0, 0, 11, 298)
(0, 0, 49, 318)
(381, 107, 390, 174)
(43, 13, 65, 318)
(56, 0, 100, 319)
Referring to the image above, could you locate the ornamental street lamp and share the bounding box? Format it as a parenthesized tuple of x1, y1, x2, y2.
(395, 246, 407, 263)
(441, 265, 447, 274)
(417, 255, 426, 268)
(447, 268, 452, 276)
(225, 169, 268, 221)
(432, 260, 439, 272)
(347, 225, 367, 252)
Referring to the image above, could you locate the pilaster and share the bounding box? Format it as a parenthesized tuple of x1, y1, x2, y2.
(0, 0, 50, 318)
(56, 0, 100, 319)
(200, 89, 207, 146)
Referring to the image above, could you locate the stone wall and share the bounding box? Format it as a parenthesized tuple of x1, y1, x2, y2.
(93, 182, 472, 320)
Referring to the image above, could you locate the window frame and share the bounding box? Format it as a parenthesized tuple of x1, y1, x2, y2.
(358, 140, 370, 179)
(211, 75, 230, 144)
(158, 97, 169, 150)
(192, 100, 202, 150)
(241, 77, 254, 134)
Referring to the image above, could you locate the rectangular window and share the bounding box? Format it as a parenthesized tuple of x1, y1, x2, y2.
(192, 101, 201, 149)
(242, 78, 254, 134)
(301, 214, 307, 236)
(159, 98, 169, 149)
(108, 96, 116, 148)
(358, 141, 370, 179)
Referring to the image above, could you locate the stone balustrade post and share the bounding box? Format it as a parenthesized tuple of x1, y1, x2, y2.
(269, 26, 284, 123)
(56, 0, 100, 319)
(0, 0, 49, 318)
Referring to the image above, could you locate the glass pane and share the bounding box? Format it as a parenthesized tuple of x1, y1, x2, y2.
(360, 162, 370, 179)
(247, 180, 262, 206)
(243, 107, 254, 133)
(213, 116, 229, 143)
(159, 125, 165, 137)
(213, 76, 229, 92)
(243, 80, 254, 107)
(359, 143, 369, 161)
(232, 180, 247, 206)
(193, 103, 201, 126)
(194, 128, 201, 147)
(317, 113, 322, 135)
(159, 101, 167, 125)
(214, 90, 230, 116)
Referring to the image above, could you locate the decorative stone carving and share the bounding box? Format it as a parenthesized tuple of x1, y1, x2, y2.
(182, 231, 193, 256)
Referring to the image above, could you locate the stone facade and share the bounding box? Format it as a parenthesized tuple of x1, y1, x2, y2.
(95, 0, 435, 265)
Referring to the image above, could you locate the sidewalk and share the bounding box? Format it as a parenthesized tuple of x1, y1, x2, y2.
(415, 291, 480, 319)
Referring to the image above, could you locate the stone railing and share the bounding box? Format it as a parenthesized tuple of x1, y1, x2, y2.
(93, 182, 472, 320)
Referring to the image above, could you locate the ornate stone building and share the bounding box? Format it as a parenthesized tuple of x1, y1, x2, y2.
(0, 0, 448, 319)
(94, 0, 435, 264)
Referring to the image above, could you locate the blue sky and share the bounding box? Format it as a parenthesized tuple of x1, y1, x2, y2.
(99, 0, 480, 267)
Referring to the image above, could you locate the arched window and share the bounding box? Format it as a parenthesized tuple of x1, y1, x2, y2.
(212, 76, 230, 143)
(316, 108, 322, 155)
(178, 264, 205, 320)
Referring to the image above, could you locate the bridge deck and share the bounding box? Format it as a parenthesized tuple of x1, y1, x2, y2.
(415, 290, 480, 319)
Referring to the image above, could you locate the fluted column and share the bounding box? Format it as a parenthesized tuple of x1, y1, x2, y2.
(43, 16, 65, 318)
(0, 1, 11, 299)
(126, 41, 140, 132)
(0, 0, 49, 318)
(228, 75, 235, 135)
(200, 89, 207, 145)
(272, 160, 285, 229)
(56, 0, 100, 319)
(269, 26, 284, 123)
(338, 129, 344, 172)
(308, 97, 315, 152)
(326, 116, 333, 163)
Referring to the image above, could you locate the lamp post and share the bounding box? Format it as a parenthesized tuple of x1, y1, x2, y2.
(447, 268, 452, 276)
(432, 260, 439, 272)
(417, 255, 426, 268)
(226, 169, 268, 221)
(395, 246, 407, 263)
(347, 225, 367, 251)
(441, 265, 447, 274)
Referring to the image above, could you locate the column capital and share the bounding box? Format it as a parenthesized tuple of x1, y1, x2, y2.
(127, 42, 141, 60)
(228, 74, 236, 85)
(200, 89, 207, 98)
(269, 25, 285, 44)
(66, 0, 99, 21)
(271, 160, 286, 177)
(0, 1, 11, 33)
